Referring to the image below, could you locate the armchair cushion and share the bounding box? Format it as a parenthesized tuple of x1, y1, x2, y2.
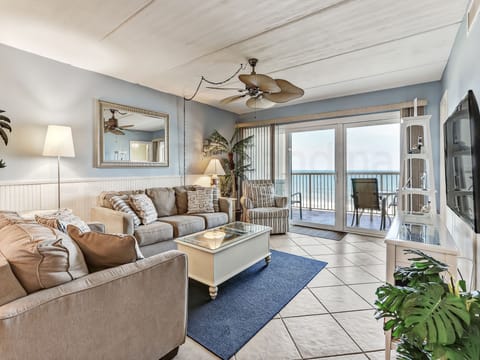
(245, 182, 275, 208)
(247, 207, 289, 220)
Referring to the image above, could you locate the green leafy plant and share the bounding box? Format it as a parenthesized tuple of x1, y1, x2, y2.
(375, 249, 480, 359)
(204, 129, 254, 198)
(0, 109, 12, 168)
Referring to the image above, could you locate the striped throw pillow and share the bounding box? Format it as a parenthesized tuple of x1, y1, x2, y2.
(35, 209, 91, 233)
(187, 188, 214, 214)
(129, 194, 158, 225)
(110, 195, 142, 227)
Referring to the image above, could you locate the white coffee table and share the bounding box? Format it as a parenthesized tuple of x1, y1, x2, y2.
(174, 222, 271, 300)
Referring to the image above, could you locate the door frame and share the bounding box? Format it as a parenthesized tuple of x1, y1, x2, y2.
(284, 111, 400, 234)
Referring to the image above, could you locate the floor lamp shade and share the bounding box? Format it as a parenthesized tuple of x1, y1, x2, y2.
(43, 125, 75, 209)
(43, 125, 75, 157)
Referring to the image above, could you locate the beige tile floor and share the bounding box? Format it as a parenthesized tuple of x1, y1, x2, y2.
(176, 232, 395, 360)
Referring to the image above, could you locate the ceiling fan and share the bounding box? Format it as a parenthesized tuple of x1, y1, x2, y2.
(208, 58, 304, 109)
(104, 109, 134, 135)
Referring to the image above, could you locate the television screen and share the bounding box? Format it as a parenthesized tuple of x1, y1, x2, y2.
(444, 90, 480, 232)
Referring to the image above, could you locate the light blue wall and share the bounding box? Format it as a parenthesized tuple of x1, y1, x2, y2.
(238, 82, 443, 206)
(442, 13, 480, 114)
(0, 44, 236, 182)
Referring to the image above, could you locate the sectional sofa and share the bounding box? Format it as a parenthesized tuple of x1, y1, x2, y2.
(91, 185, 234, 257)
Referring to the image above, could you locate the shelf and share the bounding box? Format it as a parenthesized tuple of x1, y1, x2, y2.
(401, 188, 435, 195)
(404, 153, 428, 160)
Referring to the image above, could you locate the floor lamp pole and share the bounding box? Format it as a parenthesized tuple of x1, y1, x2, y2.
(57, 155, 61, 209)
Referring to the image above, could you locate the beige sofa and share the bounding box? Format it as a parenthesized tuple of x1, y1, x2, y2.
(91, 186, 233, 257)
(0, 214, 188, 360)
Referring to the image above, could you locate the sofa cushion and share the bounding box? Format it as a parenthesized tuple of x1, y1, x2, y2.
(133, 221, 174, 246)
(98, 190, 145, 209)
(146, 187, 177, 217)
(67, 225, 143, 272)
(157, 215, 205, 237)
(34, 209, 91, 233)
(129, 194, 158, 225)
(0, 251, 27, 306)
(195, 212, 228, 229)
(187, 188, 214, 214)
(110, 195, 142, 227)
(173, 185, 198, 214)
(0, 223, 89, 293)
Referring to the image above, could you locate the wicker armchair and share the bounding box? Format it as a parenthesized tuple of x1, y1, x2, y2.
(240, 180, 289, 234)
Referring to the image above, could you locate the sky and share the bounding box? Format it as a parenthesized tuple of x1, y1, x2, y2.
(291, 123, 400, 172)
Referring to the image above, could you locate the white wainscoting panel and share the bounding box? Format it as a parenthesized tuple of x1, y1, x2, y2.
(0, 176, 183, 221)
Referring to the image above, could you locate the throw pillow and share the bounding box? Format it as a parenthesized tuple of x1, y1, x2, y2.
(0, 251, 27, 306)
(35, 209, 91, 233)
(187, 188, 214, 214)
(0, 211, 31, 230)
(145, 187, 177, 217)
(99, 190, 145, 209)
(110, 195, 142, 227)
(129, 194, 158, 225)
(67, 225, 144, 272)
(0, 223, 89, 293)
(249, 184, 275, 208)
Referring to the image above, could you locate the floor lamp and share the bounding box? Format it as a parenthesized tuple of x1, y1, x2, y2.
(43, 125, 75, 209)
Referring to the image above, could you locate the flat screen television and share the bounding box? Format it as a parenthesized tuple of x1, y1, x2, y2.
(444, 90, 480, 233)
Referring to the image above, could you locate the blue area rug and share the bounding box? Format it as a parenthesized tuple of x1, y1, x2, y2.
(187, 250, 327, 359)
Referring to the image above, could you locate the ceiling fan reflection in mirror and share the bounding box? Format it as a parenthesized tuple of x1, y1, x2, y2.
(104, 109, 134, 135)
(208, 58, 304, 109)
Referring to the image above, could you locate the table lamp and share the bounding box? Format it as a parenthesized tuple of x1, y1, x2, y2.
(43, 125, 75, 208)
(204, 158, 225, 186)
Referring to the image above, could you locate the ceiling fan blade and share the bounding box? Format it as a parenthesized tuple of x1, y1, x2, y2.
(207, 86, 246, 92)
(263, 79, 304, 103)
(221, 94, 246, 104)
(120, 124, 134, 128)
(111, 129, 125, 136)
(239, 74, 281, 93)
(246, 96, 276, 109)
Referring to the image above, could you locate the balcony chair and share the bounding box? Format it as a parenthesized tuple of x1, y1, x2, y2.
(290, 192, 303, 220)
(240, 180, 289, 234)
(351, 178, 385, 230)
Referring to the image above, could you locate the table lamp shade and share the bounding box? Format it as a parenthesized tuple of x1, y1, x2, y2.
(204, 158, 225, 176)
(43, 125, 75, 157)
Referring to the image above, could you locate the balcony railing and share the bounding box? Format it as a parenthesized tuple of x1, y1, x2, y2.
(290, 170, 400, 214)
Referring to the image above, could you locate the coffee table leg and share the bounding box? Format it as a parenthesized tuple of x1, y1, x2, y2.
(265, 255, 271, 265)
(209, 286, 218, 300)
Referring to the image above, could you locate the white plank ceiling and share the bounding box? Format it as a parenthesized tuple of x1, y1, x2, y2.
(0, 0, 469, 114)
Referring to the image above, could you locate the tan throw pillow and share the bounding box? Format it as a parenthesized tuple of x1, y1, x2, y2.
(187, 188, 214, 214)
(129, 194, 158, 225)
(67, 225, 143, 272)
(35, 209, 91, 233)
(145, 187, 177, 217)
(0, 251, 27, 306)
(0, 223, 89, 294)
(110, 195, 142, 227)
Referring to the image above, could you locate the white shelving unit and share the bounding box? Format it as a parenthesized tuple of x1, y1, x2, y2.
(398, 112, 437, 223)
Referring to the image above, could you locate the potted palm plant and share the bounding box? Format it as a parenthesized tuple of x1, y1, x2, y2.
(203, 129, 254, 198)
(0, 109, 12, 168)
(375, 249, 480, 360)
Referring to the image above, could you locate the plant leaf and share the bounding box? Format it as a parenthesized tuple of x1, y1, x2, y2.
(0, 128, 9, 146)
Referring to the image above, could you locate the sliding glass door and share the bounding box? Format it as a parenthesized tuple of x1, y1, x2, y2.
(288, 125, 343, 230)
(286, 114, 400, 234)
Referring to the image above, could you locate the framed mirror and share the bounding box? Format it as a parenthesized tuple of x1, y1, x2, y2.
(95, 100, 169, 168)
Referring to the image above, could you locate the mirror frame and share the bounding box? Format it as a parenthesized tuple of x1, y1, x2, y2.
(95, 100, 169, 168)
